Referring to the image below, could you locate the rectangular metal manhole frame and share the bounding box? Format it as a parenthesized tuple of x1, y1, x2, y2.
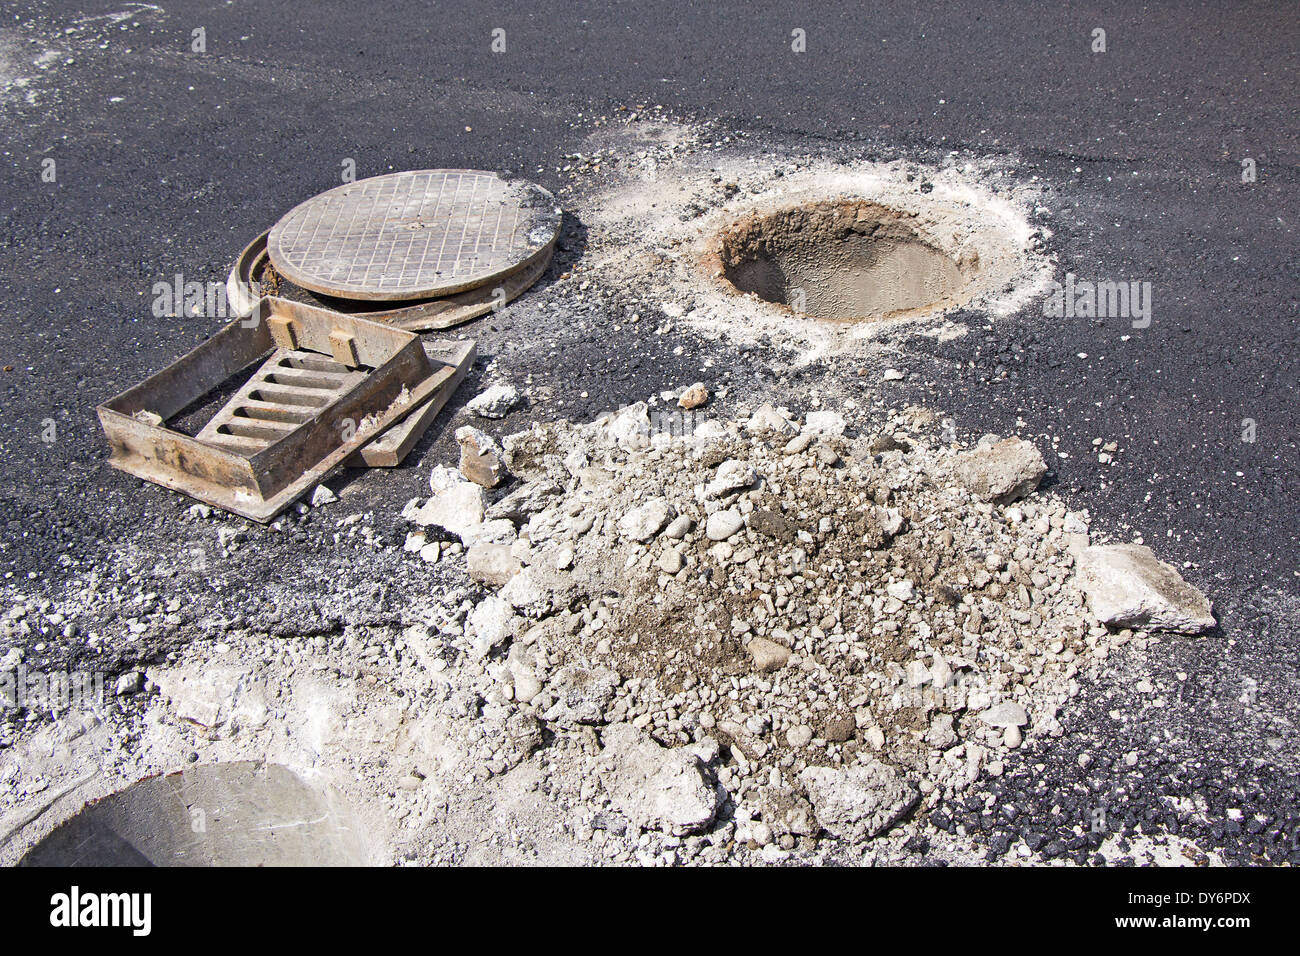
(97, 297, 446, 522)
(351, 338, 476, 468)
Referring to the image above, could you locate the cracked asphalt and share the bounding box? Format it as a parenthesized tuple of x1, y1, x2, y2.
(0, 0, 1296, 864)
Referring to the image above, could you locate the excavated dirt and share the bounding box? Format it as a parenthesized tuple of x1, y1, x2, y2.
(3, 397, 1188, 867)
(440, 401, 1113, 851)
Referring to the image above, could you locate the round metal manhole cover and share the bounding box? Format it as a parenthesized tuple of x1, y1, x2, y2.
(266, 169, 561, 301)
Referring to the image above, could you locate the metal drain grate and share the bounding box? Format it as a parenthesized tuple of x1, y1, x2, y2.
(196, 350, 368, 455)
(98, 297, 474, 522)
(266, 170, 561, 301)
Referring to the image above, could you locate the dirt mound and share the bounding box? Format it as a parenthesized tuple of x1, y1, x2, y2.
(406, 397, 1126, 853)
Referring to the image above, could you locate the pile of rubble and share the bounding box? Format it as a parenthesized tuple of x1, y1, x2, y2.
(399, 393, 1215, 852)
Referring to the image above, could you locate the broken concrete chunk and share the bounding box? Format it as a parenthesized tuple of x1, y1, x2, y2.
(512, 670, 543, 705)
(598, 723, 721, 835)
(803, 410, 847, 436)
(979, 701, 1029, 728)
(953, 437, 1047, 503)
(606, 402, 651, 450)
(705, 509, 745, 541)
(114, 671, 144, 696)
(798, 758, 919, 841)
(1075, 543, 1215, 634)
(693, 419, 728, 441)
(745, 403, 796, 436)
(409, 471, 485, 540)
(466, 383, 521, 419)
(886, 579, 914, 602)
(428, 464, 464, 494)
(500, 565, 574, 618)
(467, 596, 520, 658)
(500, 423, 562, 481)
(930, 656, 954, 689)
(542, 663, 620, 727)
(678, 382, 709, 410)
(484, 479, 561, 523)
(460, 518, 518, 548)
(926, 713, 958, 749)
(456, 426, 508, 488)
(309, 484, 337, 507)
(153, 666, 268, 737)
(618, 497, 674, 542)
(466, 543, 522, 588)
(746, 636, 791, 672)
(877, 506, 907, 539)
(526, 507, 567, 545)
(705, 459, 756, 499)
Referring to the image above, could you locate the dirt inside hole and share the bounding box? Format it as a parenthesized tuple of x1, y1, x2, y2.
(715, 200, 966, 322)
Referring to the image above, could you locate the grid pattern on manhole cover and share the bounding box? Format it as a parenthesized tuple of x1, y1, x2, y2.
(266, 170, 559, 301)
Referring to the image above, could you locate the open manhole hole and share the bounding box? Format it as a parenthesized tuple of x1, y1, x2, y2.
(19, 762, 372, 866)
(713, 199, 971, 322)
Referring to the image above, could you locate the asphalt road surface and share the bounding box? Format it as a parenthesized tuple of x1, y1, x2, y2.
(0, 1, 1296, 865)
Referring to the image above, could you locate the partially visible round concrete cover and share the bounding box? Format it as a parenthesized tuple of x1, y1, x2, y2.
(267, 169, 561, 301)
(19, 762, 370, 866)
